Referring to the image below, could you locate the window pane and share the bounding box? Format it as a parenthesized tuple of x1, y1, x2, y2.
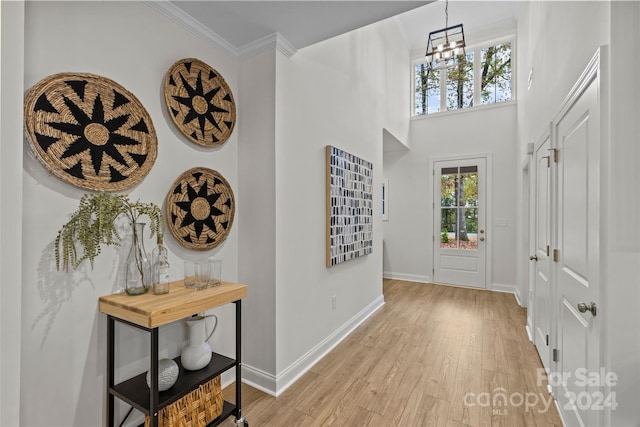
(481, 43, 512, 105)
(441, 208, 457, 248)
(440, 170, 457, 206)
(414, 63, 441, 115)
(460, 167, 478, 207)
(446, 52, 474, 111)
(460, 208, 478, 250)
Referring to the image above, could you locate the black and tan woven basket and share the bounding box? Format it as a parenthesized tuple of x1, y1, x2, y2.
(23, 72, 157, 191)
(164, 58, 236, 147)
(144, 376, 223, 427)
(165, 167, 235, 251)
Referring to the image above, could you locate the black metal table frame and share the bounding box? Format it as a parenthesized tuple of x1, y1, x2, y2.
(106, 300, 244, 427)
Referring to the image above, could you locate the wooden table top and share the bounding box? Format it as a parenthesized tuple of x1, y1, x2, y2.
(98, 280, 247, 328)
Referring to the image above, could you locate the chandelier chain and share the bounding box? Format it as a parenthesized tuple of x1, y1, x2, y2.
(445, 0, 449, 28)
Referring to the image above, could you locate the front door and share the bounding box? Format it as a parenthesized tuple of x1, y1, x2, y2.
(533, 129, 552, 371)
(433, 158, 486, 288)
(553, 56, 602, 427)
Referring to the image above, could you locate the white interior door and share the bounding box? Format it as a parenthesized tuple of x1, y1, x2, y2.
(433, 158, 486, 288)
(533, 129, 552, 371)
(553, 58, 602, 427)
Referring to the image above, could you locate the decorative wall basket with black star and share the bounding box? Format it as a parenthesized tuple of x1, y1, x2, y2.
(166, 167, 235, 251)
(24, 72, 157, 191)
(164, 58, 236, 147)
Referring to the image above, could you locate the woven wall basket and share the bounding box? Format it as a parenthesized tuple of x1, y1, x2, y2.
(166, 167, 235, 251)
(164, 58, 236, 147)
(24, 72, 157, 191)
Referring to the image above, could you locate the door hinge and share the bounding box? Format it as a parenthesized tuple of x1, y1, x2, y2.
(553, 249, 559, 262)
(552, 348, 559, 362)
(546, 334, 549, 346)
(543, 155, 550, 167)
(546, 245, 550, 257)
(548, 148, 559, 163)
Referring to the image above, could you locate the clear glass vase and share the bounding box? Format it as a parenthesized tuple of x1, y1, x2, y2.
(125, 222, 151, 295)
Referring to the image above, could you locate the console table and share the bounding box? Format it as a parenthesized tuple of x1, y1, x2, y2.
(99, 280, 248, 427)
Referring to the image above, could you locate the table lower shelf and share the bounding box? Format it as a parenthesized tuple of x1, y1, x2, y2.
(135, 400, 237, 427)
(110, 352, 236, 414)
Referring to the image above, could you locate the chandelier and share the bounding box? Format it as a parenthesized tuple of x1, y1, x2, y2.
(425, 0, 466, 71)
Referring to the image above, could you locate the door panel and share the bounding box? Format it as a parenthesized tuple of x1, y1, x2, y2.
(533, 130, 552, 370)
(433, 158, 486, 288)
(554, 66, 601, 427)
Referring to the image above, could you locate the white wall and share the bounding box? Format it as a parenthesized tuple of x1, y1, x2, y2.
(605, 3, 640, 425)
(20, 2, 239, 425)
(272, 18, 409, 388)
(383, 104, 519, 295)
(0, 2, 25, 426)
(238, 49, 277, 389)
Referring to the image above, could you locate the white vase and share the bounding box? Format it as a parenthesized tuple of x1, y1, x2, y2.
(181, 316, 212, 371)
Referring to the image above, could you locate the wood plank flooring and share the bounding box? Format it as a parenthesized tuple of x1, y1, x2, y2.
(219, 279, 562, 426)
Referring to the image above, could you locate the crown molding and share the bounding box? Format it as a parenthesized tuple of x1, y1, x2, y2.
(145, 1, 297, 60)
(238, 33, 297, 60)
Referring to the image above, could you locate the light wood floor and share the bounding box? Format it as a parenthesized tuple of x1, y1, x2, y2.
(220, 279, 562, 426)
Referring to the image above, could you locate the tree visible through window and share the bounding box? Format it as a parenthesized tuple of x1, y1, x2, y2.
(446, 52, 474, 110)
(414, 41, 512, 116)
(481, 43, 512, 104)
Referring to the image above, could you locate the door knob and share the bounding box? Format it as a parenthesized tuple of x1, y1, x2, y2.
(530, 255, 538, 261)
(577, 301, 597, 316)
(479, 237, 485, 241)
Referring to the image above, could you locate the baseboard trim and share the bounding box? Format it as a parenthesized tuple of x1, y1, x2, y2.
(383, 272, 430, 283)
(262, 295, 385, 397)
(525, 324, 533, 342)
(491, 282, 522, 305)
(240, 364, 277, 396)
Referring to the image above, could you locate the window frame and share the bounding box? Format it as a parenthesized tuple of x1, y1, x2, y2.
(412, 35, 516, 118)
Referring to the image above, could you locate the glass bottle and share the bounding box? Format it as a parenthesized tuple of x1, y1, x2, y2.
(125, 222, 150, 295)
(152, 233, 170, 295)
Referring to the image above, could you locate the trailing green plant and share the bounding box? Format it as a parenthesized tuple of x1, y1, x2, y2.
(55, 192, 162, 271)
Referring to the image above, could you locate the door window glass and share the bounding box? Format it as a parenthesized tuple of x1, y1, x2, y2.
(440, 166, 478, 250)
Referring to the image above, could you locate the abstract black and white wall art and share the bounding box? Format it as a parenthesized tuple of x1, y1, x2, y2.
(326, 145, 373, 267)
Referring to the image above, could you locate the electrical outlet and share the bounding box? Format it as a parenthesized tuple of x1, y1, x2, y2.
(332, 295, 337, 310)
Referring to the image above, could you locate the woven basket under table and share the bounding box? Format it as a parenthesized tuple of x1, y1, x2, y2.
(144, 376, 223, 427)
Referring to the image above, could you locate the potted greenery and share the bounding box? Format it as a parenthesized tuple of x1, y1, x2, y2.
(55, 192, 162, 295)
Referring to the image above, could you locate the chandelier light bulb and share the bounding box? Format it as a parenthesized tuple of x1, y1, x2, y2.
(438, 44, 444, 52)
(450, 41, 457, 49)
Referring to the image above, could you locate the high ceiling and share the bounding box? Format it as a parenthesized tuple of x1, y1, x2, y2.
(168, 1, 519, 54)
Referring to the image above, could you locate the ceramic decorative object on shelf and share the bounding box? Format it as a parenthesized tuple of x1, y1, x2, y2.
(181, 315, 217, 371)
(145, 358, 179, 391)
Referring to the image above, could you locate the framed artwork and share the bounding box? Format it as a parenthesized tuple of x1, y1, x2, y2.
(325, 145, 373, 267)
